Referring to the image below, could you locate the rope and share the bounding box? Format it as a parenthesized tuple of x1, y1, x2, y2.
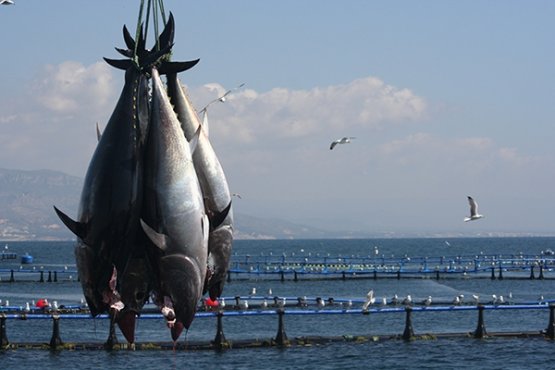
(132, 0, 167, 62)
(133, 0, 145, 67)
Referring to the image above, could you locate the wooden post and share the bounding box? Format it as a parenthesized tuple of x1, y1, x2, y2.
(274, 308, 289, 346)
(473, 304, 487, 338)
(402, 306, 414, 341)
(212, 310, 228, 349)
(544, 304, 555, 339)
(0, 314, 9, 349)
(49, 314, 63, 350)
(104, 317, 119, 350)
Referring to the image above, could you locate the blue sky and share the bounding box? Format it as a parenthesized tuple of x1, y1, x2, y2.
(1, 1, 554, 235)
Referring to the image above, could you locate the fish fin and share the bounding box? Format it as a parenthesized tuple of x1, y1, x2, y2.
(188, 124, 202, 153)
(103, 57, 133, 70)
(96, 122, 102, 142)
(140, 219, 168, 251)
(122, 24, 136, 50)
(157, 59, 200, 75)
(115, 47, 133, 58)
(202, 214, 209, 244)
(53, 206, 87, 241)
(153, 12, 175, 52)
(208, 201, 232, 231)
(201, 109, 210, 138)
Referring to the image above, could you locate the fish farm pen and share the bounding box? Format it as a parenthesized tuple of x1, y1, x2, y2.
(2, 252, 554, 283)
(2, 302, 555, 351)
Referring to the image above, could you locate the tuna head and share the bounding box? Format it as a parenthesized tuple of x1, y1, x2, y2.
(159, 254, 204, 330)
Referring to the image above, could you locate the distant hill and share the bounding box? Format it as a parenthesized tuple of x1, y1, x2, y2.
(0, 168, 82, 240)
(0, 168, 345, 241)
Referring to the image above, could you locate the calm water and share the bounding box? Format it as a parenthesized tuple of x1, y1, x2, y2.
(1, 237, 555, 369)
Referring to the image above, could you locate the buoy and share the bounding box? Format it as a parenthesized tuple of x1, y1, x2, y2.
(36, 298, 49, 309)
(205, 297, 219, 308)
(20, 253, 33, 264)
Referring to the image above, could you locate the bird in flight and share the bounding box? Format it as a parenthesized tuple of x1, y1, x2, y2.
(201, 83, 245, 113)
(330, 137, 355, 150)
(1, 0, 15, 5)
(464, 196, 484, 222)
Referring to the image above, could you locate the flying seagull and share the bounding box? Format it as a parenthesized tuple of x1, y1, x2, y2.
(330, 136, 355, 150)
(201, 82, 245, 113)
(1, 0, 15, 5)
(464, 196, 484, 222)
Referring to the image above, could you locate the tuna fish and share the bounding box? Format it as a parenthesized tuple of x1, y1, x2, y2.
(54, 63, 150, 318)
(141, 67, 209, 341)
(166, 73, 234, 300)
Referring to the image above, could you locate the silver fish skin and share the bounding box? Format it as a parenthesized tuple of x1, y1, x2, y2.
(142, 67, 208, 332)
(166, 73, 234, 300)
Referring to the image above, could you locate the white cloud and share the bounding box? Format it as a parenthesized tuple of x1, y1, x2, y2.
(33, 61, 116, 115)
(189, 76, 428, 145)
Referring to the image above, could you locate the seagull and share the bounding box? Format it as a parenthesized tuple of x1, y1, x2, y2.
(402, 295, 412, 306)
(232, 193, 242, 199)
(452, 295, 462, 306)
(1, 0, 15, 5)
(260, 299, 268, 309)
(330, 136, 355, 150)
(240, 300, 249, 310)
(472, 294, 480, 304)
(422, 296, 432, 306)
(201, 83, 245, 112)
(250, 287, 256, 296)
(464, 196, 485, 222)
(362, 290, 376, 310)
(390, 294, 399, 305)
(219, 298, 226, 309)
(316, 297, 326, 309)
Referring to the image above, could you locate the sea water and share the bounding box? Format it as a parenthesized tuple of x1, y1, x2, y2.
(1, 237, 555, 369)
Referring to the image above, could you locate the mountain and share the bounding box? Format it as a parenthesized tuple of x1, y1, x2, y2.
(0, 168, 343, 241)
(0, 168, 82, 240)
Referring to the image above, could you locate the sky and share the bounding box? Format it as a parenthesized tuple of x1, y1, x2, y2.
(1, 1, 554, 235)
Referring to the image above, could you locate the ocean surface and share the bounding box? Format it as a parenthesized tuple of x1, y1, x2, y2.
(1, 237, 555, 369)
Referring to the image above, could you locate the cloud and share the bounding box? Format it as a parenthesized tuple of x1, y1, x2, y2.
(0, 61, 118, 175)
(32, 61, 116, 115)
(189, 76, 428, 145)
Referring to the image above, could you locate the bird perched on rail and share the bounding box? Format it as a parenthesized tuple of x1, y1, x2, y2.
(362, 290, 376, 310)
